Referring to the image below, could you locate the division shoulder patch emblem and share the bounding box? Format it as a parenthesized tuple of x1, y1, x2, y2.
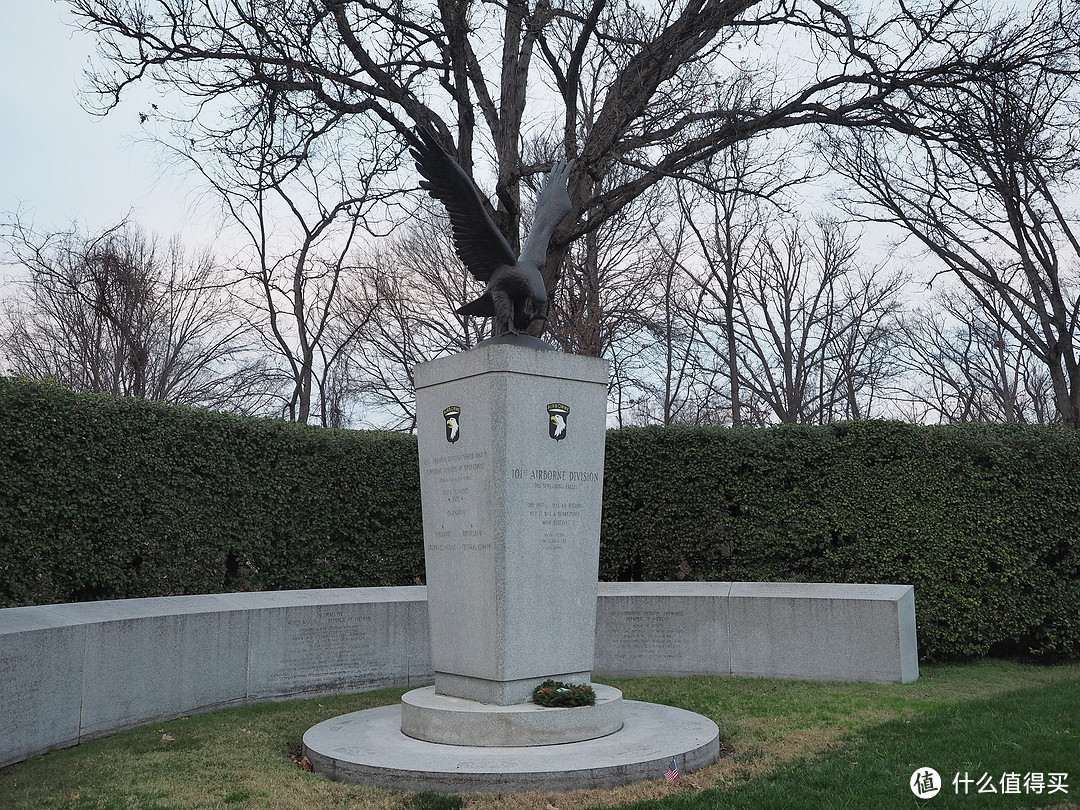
(547, 403, 569, 441)
(443, 406, 461, 443)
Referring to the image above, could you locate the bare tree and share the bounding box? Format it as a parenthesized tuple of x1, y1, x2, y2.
(544, 178, 687, 423)
(683, 210, 904, 425)
(734, 218, 903, 423)
(828, 3, 1080, 425)
(609, 214, 725, 427)
(641, 219, 712, 426)
(677, 139, 810, 425)
(1, 219, 262, 410)
(182, 107, 389, 425)
(814, 223, 906, 422)
(342, 208, 489, 430)
(899, 283, 1057, 424)
(65, 0, 1044, 331)
(546, 174, 665, 348)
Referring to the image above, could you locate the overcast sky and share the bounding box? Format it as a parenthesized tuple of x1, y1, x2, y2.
(1, 2, 210, 283)
(0, 3, 911, 285)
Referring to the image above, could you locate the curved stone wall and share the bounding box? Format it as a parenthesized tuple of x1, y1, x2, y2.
(0, 582, 916, 769)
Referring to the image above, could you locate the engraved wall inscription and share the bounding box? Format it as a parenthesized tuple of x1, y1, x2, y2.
(605, 608, 689, 663)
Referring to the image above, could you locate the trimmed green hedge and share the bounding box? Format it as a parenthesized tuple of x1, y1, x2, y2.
(0, 378, 424, 606)
(2, 378, 1077, 662)
(602, 422, 1080, 661)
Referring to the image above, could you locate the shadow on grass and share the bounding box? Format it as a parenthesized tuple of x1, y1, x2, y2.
(593, 676, 1078, 810)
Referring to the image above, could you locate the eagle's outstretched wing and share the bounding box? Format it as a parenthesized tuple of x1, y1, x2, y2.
(409, 127, 516, 282)
(518, 159, 573, 271)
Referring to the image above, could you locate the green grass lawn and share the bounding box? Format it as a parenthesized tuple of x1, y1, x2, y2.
(0, 661, 1076, 810)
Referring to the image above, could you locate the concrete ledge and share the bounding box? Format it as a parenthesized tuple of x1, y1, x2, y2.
(594, 582, 918, 684)
(728, 582, 918, 683)
(0, 587, 431, 768)
(433, 670, 594, 707)
(0, 581, 916, 769)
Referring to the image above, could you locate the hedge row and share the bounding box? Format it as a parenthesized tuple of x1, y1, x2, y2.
(602, 422, 1080, 661)
(2, 378, 1078, 662)
(0, 378, 424, 606)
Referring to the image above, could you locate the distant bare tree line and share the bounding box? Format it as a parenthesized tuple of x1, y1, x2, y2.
(1, 219, 270, 412)
(3, 181, 1072, 429)
(2, 0, 1078, 427)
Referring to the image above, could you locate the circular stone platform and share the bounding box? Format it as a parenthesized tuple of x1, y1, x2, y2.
(303, 699, 719, 793)
(400, 684, 624, 746)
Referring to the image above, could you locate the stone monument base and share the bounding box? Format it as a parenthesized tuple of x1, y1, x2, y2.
(400, 684, 624, 746)
(303, 699, 719, 793)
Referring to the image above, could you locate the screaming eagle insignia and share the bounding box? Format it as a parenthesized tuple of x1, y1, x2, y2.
(444, 406, 461, 443)
(547, 403, 569, 441)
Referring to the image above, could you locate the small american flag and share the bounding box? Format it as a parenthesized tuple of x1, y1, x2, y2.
(665, 757, 679, 781)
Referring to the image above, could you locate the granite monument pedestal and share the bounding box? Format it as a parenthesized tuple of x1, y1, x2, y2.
(304, 341, 720, 791)
(403, 340, 619, 746)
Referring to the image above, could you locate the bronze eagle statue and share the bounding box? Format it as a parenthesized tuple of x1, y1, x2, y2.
(409, 127, 573, 337)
